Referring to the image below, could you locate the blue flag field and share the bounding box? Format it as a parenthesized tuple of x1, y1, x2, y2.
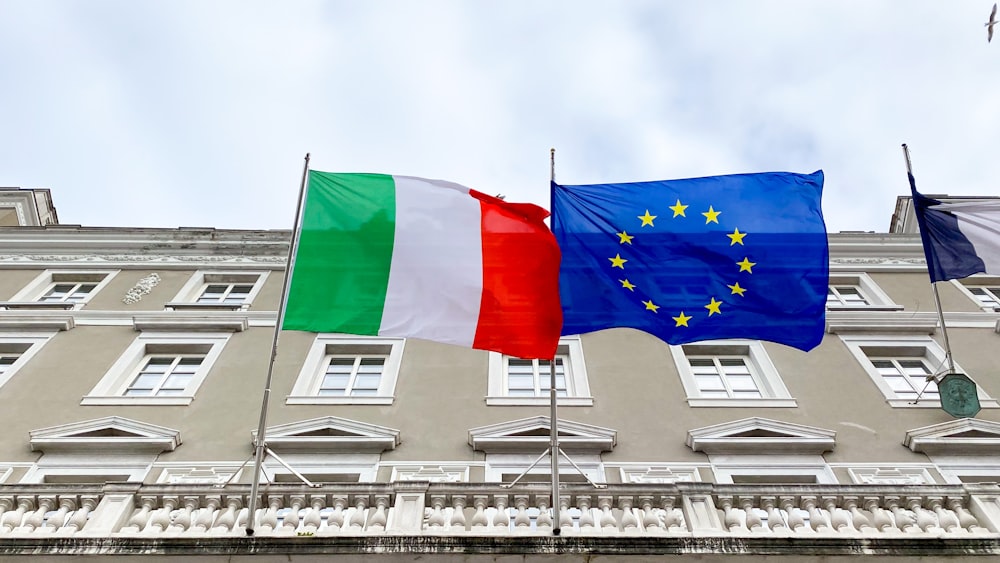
(551, 170, 829, 352)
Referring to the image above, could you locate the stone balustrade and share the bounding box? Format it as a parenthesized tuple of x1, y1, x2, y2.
(0, 482, 998, 540)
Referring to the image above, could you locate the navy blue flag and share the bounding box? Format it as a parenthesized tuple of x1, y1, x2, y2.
(910, 173, 1000, 283)
(551, 170, 829, 351)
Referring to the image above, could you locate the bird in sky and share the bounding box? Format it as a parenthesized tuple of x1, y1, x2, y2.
(987, 3, 998, 43)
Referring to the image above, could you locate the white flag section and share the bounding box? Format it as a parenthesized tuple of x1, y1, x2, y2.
(911, 184, 1000, 282)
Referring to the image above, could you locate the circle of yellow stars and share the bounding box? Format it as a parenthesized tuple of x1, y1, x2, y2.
(610, 199, 755, 329)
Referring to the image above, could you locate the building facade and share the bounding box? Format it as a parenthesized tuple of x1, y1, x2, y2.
(0, 187, 999, 560)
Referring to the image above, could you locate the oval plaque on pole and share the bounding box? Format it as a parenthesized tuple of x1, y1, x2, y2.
(938, 373, 981, 418)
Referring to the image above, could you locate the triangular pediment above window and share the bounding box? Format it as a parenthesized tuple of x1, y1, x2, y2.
(29, 416, 181, 454)
(468, 416, 616, 454)
(686, 417, 836, 455)
(253, 416, 400, 453)
(904, 418, 1000, 455)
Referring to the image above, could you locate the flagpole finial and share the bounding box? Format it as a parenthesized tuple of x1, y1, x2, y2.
(550, 148, 556, 183)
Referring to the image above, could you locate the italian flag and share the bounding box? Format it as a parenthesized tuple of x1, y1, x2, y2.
(283, 171, 563, 359)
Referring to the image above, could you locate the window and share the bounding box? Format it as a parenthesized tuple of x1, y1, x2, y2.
(124, 355, 204, 397)
(487, 337, 592, 406)
(167, 271, 268, 310)
(6, 270, 118, 310)
(840, 334, 999, 408)
(954, 277, 1000, 311)
(0, 334, 54, 390)
(671, 340, 795, 407)
(82, 333, 230, 406)
(287, 336, 404, 405)
(825, 273, 900, 310)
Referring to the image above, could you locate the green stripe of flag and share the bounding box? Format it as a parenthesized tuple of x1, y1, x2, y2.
(284, 172, 397, 335)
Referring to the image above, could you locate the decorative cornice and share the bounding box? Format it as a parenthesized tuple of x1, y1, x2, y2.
(132, 315, 249, 333)
(687, 417, 836, 455)
(0, 313, 74, 331)
(903, 418, 1000, 455)
(29, 416, 181, 453)
(468, 416, 617, 454)
(252, 416, 401, 453)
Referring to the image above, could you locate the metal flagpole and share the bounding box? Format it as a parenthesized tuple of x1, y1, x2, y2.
(548, 147, 561, 536)
(245, 153, 312, 536)
(902, 143, 956, 376)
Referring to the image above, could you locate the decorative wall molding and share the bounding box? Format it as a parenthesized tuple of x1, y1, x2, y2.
(122, 273, 161, 304)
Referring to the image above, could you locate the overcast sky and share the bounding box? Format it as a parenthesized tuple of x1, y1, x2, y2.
(2, 1, 998, 233)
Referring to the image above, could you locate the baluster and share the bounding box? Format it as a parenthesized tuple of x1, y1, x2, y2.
(302, 496, 325, 534)
(761, 497, 786, 533)
(662, 497, 684, 531)
(618, 497, 638, 532)
(211, 497, 242, 533)
(864, 498, 893, 533)
(577, 496, 595, 531)
(259, 496, 281, 532)
(368, 496, 389, 531)
(741, 497, 763, 533)
(191, 497, 220, 533)
(448, 495, 466, 531)
(282, 496, 303, 533)
(927, 498, 959, 533)
(23, 497, 55, 532)
(470, 496, 489, 529)
(148, 497, 175, 534)
(66, 497, 97, 533)
(492, 495, 509, 530)
(780, 497, 806, 533)
(512, 496, 531, 529)
(348, 497, 367, 531)
(598, 497, 617, 531)
(843, 497, 873, 533)
(639, 496, 662, 532)
(535, 496, 552, 531)
(125, 497, 157, 533)
(801, 497, 831, 533)
(326, 497, 347, 532)
(2, 498, 32, 532)
(907, 498, 936, 532)
(885, 498, 918, 533)
(427, 495, 446, 528)
(169, 497, 197, 533)
(559, 496, 573, 533)
(948, 498, 983, 533)
(44, 497, 76, 531)
(718, 497, 745, 532)
(823, 497, 850, 533)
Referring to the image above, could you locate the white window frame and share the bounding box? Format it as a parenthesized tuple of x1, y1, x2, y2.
(0, 332, 54, 390)
(483, 453, 605, 484)
(8, 269, 119, 310)
(167, 270, 269, 310)
(82, 332, 230, 406)
(260, 453, 379, 483)
(671, 339, 795, 407)
(933, 456, 1000, 484)
(286, 336, 404, 405)
(826, 273, 901, 310)
(840, 334, 999, 409)
(709, 454, 837, 484)
(953, 276, 1000, 312)
(21, 454, 152, 484)
(487, 337, 592, 406)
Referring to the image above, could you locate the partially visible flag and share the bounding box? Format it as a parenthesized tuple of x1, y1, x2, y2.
(283, 171, 563, 359)
(552, 170, 828, 352)
(910, 173, 1000, 283)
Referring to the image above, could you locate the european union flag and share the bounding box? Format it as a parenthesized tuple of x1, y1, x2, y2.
(551, 170, 828, 352)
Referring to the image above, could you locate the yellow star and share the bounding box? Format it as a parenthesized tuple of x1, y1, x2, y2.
(609, 254, 628, 269)
(728, 282, 747, 296)
(727, 228, 747, 246)
(616, 231, 634, 244)
(669, 199, 688, 217)
(643, 300, 660, 313)
(638, 209, 657, 227)
(672, 311, 692, 327)
(736, 257, 756, 273)
(705, 297, 723, 316)
(620, 279, 636, 291)
(702, 206, 721, 224)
